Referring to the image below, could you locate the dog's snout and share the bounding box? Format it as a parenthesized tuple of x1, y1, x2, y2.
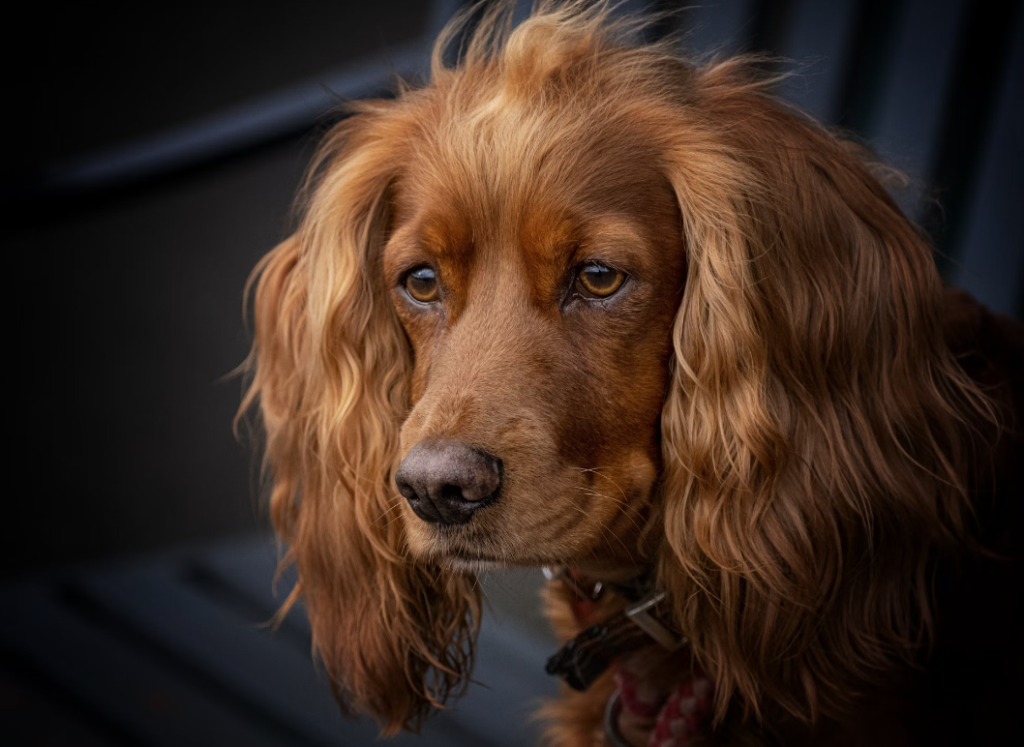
(395, 440, 502, 525)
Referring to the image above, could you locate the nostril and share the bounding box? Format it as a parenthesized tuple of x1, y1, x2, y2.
(440, 483, 466, 503)
(396, 478, 416, 501)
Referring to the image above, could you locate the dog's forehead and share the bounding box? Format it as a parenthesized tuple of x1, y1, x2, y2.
(389, 110, 671, 269)
(402, 82, 666, 205)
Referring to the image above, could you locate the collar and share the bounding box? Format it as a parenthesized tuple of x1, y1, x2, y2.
(543, 565, 688, 691)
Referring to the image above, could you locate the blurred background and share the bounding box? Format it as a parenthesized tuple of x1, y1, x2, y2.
(3, 0, 1021, 745)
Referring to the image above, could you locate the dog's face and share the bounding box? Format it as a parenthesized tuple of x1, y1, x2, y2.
(244, 4, 994, 732)
(384, 124, 686, 573)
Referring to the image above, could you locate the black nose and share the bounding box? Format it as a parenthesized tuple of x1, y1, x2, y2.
(395, 440, 502, 525)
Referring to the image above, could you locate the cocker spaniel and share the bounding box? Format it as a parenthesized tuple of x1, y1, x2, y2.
(240, 2, 1023, 745)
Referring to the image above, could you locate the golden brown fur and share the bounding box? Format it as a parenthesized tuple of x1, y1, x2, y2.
(240, 2, 1022, 744)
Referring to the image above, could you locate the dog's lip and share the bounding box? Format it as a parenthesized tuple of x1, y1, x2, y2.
(446, 545, 505, 563)
(444, 544, 554, 568)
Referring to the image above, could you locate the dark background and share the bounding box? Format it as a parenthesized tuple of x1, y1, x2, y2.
(7, 1, 438, 573)
(5, 0, 1022, 579)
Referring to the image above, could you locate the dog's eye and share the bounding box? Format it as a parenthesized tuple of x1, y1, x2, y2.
(575, 262, 626, 299)
(405, 266, 440, 303)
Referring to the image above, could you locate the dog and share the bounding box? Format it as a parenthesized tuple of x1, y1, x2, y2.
(240, 2, 1023, 744)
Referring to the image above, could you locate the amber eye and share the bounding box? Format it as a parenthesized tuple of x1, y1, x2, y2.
(405, 266, 440, 303)
(575, 262, 626, 299)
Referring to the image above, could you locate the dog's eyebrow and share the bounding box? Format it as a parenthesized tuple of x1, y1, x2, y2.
(564, 218, 650, 275)
(382, 224, 425, 283)
(585, 219, 647, 253)
(524, 214, 647, 263)
(422, 215, 472, 257)
(383, 216, 472, 270)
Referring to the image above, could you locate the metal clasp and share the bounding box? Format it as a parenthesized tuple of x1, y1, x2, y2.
(624, 590, 686, 651)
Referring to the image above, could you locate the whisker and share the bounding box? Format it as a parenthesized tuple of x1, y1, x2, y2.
(376, 499, 406, 523)
(578, 466, 631, 504)
(574, 485, 646, 537)
(564, 497, 640, 572)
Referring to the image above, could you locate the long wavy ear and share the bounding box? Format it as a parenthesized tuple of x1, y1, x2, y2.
(657, 59, 996, 724)
(239, 109, 479, 735)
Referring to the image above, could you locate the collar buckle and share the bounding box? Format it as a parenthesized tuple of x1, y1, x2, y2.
(624, 590, 686, 651)
(543, 568, 688, 691)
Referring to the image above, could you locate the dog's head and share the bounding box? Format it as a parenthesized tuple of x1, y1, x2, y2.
(241, 1, 993, 734)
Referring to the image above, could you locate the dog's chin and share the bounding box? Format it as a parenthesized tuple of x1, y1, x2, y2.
(414, 537, 517, 574)
(443, 554, 509, 574)
(403, 518, 536, 573)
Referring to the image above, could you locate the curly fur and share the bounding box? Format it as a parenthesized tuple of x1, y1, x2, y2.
(240, 2, 1020, 743)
